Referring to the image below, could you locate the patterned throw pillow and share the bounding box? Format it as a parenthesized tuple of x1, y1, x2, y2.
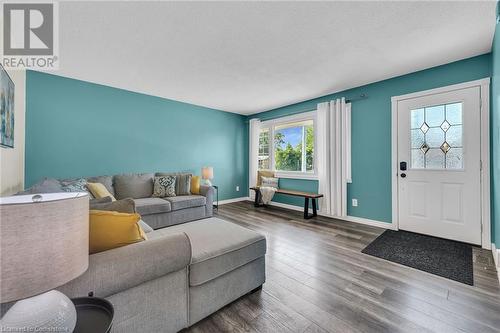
(261, 176, 279, 188)
(152, 176, 176, 198)
(155, 172, 192, 195)
(61, 178, 88, 193)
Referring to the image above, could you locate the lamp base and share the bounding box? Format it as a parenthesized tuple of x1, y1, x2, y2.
(0, 290, 76, 332)
(203, 179, 212, 187)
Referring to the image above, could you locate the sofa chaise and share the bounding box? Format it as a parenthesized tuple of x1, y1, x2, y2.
(9, 171, 266, 332)
(57, 217, 267, 332)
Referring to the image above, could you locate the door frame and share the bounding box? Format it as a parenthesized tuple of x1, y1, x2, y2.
(391, 78, 491, 249)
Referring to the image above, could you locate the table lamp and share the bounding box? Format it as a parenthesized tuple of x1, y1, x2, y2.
(0, 192, 89, 332)
(201, 166, 214, 186)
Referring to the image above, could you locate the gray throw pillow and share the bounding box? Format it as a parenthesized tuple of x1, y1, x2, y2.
(114, 173, 154, 199)
(89, 196, 113, 206)
(86, 175, 115, 196)
(89, 198, 136, 213)
(176, 174, 192, 195)
(152, 176, 176, 198)
(22, 178, 63, 194)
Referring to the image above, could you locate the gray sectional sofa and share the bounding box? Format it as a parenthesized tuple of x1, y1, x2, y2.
(12, 172, 266, 332)
(58, 217, 267, 332)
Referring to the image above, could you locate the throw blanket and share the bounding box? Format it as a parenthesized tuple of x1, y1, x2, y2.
(260, 186, 277, 205)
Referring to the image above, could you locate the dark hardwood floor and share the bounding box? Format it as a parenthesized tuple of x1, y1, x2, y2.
(185, 201, 500, 333)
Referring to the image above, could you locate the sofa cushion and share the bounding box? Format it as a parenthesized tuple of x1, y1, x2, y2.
(86, 176, 115, 196)
(156, 172, 192, 195)
(60, 178, 88, 193)
(89, 210, 146, 254)
(87, 182, 116, 201)
(165, 195, 206, 211)
(91, 198, 136, 214)
(149, 218, 266, 286)
(175, 174, 192, 195)
(114, 173, 154, 199)
(190, 176, 201, 194)
(89, 196, 113, 206)
(134, 198, 171, 215)
(21, 178, 63, 194)
(261, 176, 279, 188)
(152, 176, 176, 198)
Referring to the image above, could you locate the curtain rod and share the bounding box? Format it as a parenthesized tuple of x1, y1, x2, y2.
(254, 94, 367, 122)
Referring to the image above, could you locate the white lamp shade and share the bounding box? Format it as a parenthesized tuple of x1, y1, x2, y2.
(0, 193, 89, 303)
(201, 167, 214, 180)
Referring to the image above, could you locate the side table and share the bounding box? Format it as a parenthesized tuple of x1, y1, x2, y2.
(72, 296, 114, 333)
(212, 185, 219, 211)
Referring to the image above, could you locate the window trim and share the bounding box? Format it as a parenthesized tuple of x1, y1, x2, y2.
(258, 128, 270, 170)
(259, 111, 318, 179)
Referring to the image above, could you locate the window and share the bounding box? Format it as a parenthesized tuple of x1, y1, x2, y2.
(410, 102, 463, 169)
(258, 114, 316, 176)
(258, 128, 270, 170)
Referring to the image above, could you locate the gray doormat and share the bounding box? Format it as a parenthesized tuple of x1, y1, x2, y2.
(362, 230, 473, 285)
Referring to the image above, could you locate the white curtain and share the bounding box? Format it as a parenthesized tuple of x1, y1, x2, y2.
(248, 118, 261, 199)
(317, 98, 351, 217)
(317, 102, 331, 214)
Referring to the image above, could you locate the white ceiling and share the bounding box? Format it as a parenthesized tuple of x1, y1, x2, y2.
(55, 1, 496, 115)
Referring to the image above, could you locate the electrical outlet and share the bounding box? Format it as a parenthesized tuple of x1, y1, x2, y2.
(236, 186, 240, 192)
(352, 199, 358, 207)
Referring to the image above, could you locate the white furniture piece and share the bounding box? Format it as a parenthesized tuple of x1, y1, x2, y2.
(0, 192, 89, 332)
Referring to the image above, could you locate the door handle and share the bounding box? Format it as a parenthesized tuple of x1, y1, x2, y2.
(400, 173, 406, 178)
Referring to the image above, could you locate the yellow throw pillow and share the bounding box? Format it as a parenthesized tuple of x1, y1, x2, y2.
(87, 182, 116, 201)
(89, 210, 147, 254)
(191, 175, 201, 194)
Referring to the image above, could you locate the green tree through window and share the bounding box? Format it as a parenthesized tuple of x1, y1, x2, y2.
(305, 124, 314, 171)
(273, 122, 314, 172)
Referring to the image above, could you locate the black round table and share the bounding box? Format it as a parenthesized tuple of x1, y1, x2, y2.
(72, 296, 114, 333)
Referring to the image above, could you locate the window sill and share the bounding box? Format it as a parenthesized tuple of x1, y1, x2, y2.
(274, 172, 318, 180)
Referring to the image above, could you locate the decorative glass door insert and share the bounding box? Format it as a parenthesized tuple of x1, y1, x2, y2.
(410, 102, 463, 169)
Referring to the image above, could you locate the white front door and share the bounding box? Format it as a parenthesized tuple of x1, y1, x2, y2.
(397, 86, 481, 245)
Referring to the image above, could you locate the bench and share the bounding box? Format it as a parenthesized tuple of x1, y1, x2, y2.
(250, 187, 324, 219)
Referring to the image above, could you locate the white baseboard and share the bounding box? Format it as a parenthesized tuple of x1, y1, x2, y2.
(217, 197, 250, 205)
(492, 243, 500, 283)
(493, 243, 499, 267)
(266, 200, 396, 230)
(334, 215, 398, 230)
(218, 197, 395, 231)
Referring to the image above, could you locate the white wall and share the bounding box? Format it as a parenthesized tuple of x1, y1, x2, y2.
(0, 69, 25, 196)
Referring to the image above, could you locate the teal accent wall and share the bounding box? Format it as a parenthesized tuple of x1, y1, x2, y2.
(491, 3, 500, 246)
(251, 54, 491, 223)
(276, 178, 319, 207)
(25, 71, 248, 201)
